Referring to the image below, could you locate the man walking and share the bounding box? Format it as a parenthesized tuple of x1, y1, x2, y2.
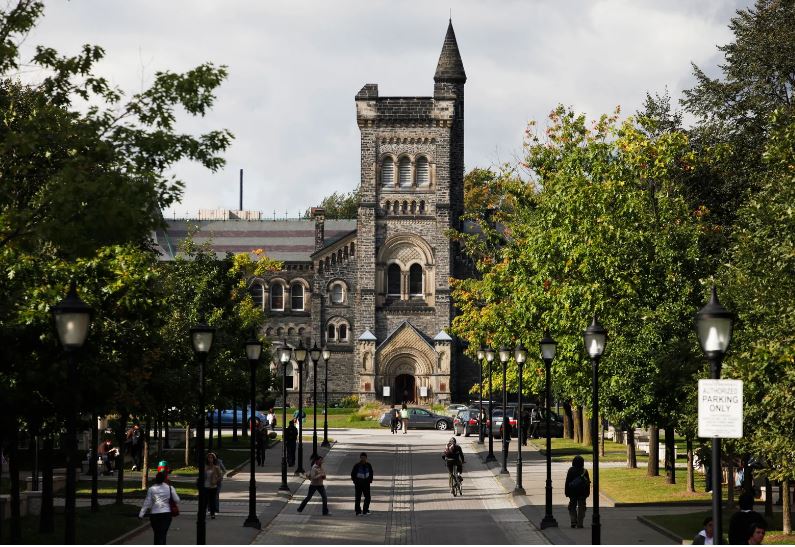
(285, 420, 298, 467)
(350, 452, 374, 516)
(297, 455, 330, 515)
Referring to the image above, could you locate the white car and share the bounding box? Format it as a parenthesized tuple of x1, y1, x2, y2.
(445, 404, 468, 417)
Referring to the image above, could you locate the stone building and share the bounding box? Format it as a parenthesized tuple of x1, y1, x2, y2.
(155, 21, 473, 405)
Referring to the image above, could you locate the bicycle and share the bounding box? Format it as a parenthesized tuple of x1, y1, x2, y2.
(446, 462, 463, 497)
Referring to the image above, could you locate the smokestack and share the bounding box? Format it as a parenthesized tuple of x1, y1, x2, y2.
(239, 169, 243, 211)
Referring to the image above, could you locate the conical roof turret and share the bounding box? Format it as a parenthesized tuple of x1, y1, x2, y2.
(434, 19, 466, 83)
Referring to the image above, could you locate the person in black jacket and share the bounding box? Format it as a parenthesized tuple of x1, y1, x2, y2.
(350, 452, 374, 515)
(285, 420, 298, 467)
(564, 455, 590, 528)
(728, 493, 766, 545)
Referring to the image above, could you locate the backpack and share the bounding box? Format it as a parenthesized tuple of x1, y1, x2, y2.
(570, 471, 590, 498)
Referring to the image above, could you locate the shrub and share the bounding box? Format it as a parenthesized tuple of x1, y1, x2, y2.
(337, 395, 360, 408)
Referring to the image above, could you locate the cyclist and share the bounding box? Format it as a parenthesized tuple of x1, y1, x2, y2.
(442, 437, 465, 485)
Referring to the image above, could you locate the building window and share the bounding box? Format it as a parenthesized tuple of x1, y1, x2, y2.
(327, 324, 336, 340)
(409, 264, 423, 296)
(250, 283, 264, 309)
(331, 283, 344, 304)
(339, 324, 348, 341)
(398, 157, 411, 187)
(270, 284, 284, 311)
(387, 264, 401, 296)
(381, 157, 395, 186)
(291, 284, 304, 311)
(416, 156, 429, 185)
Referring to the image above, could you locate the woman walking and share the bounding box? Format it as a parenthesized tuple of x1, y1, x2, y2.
(400, 404, 409, 434)
(139, 471, 180, 544)
(564, 455, 590, 528)
(203, 453, 223, 519)
(297, 455, 330, 515)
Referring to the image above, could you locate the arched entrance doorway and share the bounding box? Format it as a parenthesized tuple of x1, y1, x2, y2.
(395, 374, 415, 404)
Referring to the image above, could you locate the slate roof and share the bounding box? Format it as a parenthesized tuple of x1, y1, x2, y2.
(434, 20, 466, 83)
(153, 219, 357, 262)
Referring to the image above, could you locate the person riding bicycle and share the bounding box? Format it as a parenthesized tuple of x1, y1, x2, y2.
(442, 437, 465, 481)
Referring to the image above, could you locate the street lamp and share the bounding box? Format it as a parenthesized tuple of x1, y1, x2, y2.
(513, 342, 527, 495)
(309, 342, 321, 460)
(477, 347, 485, 445)
(696, 286, 734, 546)
(52, 282, 92, 546)
(190, 319, 215, 546)
(498, 345, 511, 475)
(243, 335, 262, 529)
(484, 347, 496, 462)
(539, 331, 559, 529)
(278, 343, 291, 491)
(321, 347, 331, 448)
(293, 340, 307, 475)
(583, 316, 607, 545)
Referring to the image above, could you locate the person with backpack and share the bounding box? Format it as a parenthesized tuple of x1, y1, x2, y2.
(389, 405, 400, 434)
(564, 455, 590, 528)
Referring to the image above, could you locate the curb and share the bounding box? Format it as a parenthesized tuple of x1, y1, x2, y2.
(636, 515, 685, 544)
(107, 521, 150, 545)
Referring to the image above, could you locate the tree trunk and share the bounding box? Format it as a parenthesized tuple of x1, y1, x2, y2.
(686, 436, 695, 493)
(164, 416, 170, 449)
(242, 405, 248, 438)
(39, 436, 54, 534)
(91, 413, 99, 512)
(232, 401, 238, 444)
(582, 410, 592, 447)
(764, 477, 773, 519)
(116, 412, 127, 505)
(626, 427, 637, 468)
(615, 428, 624, 445)
(184, 424, 190, 467)
(664, 426, 675, 484)
(573, 406, 582, 444)
(216, 408, 222, 448)
(647, 426, 659, 477)
(600, 416, 605, 457)
(783, 478, 792, 534)
(9, 431, 22, 543)
(141, 418, 151, 491)
(562, 401, 573, 439)
(208, 411, 214, 450)
(727, 455, 735, 509)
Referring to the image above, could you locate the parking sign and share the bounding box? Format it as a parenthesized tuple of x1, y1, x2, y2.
(698, 379, 743, 438)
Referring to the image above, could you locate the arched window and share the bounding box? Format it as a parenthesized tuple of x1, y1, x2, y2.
(339, 324, 348, 341)
(419, 200, 426, 214)
(409, 264, 423, 297)
(416, 156, 429, 185)
(398, 157, 411, 187)
(384, 201, 390, 215)
(270, 284, 284, 310)
(387, 264, 401, 296)
(381, 157, 395, 186)
(291, 284, 304, 311)
(331, 283, 344, 304)
(327, 324, 336, 340)
(250, 283, 264, 309)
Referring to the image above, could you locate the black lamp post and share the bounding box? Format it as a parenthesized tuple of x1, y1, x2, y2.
(485, 347, 496, 462)
(309, 342, 321, 460)
(696, 286, 734, 546)
(477, 347, 485, 445)
(190, 320, 215, 546)
(539, 331, 559, 529)
(321, 347, 331, 448)
(52, 282, 92, 546)
(513, 342, 527, 494)
(293, 340, 307, 475)
(243, 336, 262, 529)
(278, 343, 291, 491)
(583, 316, 607, 545)
(498, 345, 511, 475)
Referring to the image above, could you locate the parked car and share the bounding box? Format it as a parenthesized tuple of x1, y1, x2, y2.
(453, 408, 481, 437)
(445, 403, 469, 417)
(207, 408, 267, 427)
(487, 407, 518, 438)
(488, 404, 564, 439)
(379, 407, 453, 430)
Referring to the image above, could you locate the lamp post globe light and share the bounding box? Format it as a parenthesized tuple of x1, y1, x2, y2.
(52, 282, 92, 546)
(243, 336, 262, 529)
(498, 345, 511, 475)
(309, 342, 322, 460)
(513, 342, 527, 495)
(293, 340, 308, 475)
(321, 346, 331, 448)
(696, 286, 734, 546)
(539, 331, 559, 529)
(278, 342, 291, 491)
(477, 347, 486, 444)
(583, 316, 606, 545)
(190, 320, 215, 546)
(484, 347, 496, 462)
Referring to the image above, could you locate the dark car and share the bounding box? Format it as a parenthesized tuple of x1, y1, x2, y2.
(453, 408, 480, 437)
(379, 407, 453, 431)
(489, 405, 564, 439)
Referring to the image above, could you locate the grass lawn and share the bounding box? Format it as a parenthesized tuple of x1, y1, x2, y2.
(76, 479, 198, 499)
(644, 509, 795, 544)
(600, 467, 725, 504)
(9, 503, 141, 545)
(532, 437, 651, 463)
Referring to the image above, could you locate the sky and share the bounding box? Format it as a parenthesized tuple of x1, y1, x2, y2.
(24, 0, 749, 220)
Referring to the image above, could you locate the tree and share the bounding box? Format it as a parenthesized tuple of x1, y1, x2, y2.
(305, 190, 360, 219)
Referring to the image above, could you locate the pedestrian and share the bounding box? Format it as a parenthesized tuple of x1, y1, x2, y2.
(521, 408, 531, 445)
(285, 419, 298, 467)
(728, 493, 766, 545)
(502, 418, 513, 452)
(400, 404, 409, 434)
(389, 405, 399, 434)
(126, 422, 144, 471)
(269, 408, 277, 431)
(564, 455, 590, 528)
(202, 452, 223, 519)
(139, 471, 180, 545)
(293, 407, 306, 435)
(208, 452, 226, 515)
(747, 522, 766, 545)
(255, 422, 266, 467)
(350, 452, 374, 516)
(297, 455, 330, 515)
(98, 438, 118, 475)
(692, 516, 714, 545)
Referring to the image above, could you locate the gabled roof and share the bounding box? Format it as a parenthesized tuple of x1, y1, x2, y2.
(358, 330, 377, 342)
(377, 321, 435, 352)
(434, 20, 466, 83)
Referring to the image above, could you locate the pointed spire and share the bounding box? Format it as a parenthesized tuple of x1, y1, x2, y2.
(434, 19, 466, 83)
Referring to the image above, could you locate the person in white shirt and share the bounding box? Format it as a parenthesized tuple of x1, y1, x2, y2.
(692, 516, 714, 545)
(139, 472, 180, 544)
